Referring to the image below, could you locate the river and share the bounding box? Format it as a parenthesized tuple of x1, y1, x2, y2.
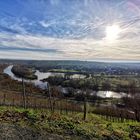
(3, 65, 127, 98)
(3, 65, 62, 89)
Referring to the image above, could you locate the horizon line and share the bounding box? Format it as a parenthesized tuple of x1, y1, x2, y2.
(0, 58, 140, 63)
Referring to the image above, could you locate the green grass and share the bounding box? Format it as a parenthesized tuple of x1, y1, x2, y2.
(0, 106, 139, 140)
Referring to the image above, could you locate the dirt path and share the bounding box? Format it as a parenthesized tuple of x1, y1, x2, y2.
(0, 123, 64, 140)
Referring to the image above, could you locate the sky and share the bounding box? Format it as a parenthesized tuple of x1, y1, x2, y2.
(0, 0, 140, 61)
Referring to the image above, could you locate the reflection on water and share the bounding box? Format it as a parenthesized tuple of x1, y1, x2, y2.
(4, 65, 127, 98)
(96, 91, 127, 98)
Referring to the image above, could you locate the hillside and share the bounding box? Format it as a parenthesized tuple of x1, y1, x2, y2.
(0, 62, 140, 139)
(0, 106, 139, 140)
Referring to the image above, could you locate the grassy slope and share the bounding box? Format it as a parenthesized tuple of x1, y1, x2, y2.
(0, 106, 139, 140)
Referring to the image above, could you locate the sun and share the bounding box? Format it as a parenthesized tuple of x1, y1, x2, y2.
(105, 24, 121, 41)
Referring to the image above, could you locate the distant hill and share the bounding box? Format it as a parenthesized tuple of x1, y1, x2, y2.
(0, 59, 140, 75)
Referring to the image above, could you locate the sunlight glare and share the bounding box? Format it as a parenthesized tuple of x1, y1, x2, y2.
(105, 24, 121, 41)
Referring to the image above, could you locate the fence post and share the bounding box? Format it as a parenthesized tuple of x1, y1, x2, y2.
(65, 98, 68, 115)
(47, 83, 53, 112)
(3, 94, 6, 105)
(22, 78, 26, 109)
(12, 98, 15, 107)
(83, 97, 87, 120)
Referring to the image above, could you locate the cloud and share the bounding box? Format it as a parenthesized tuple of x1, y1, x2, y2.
(0, 46, 60, 53)
(0, 0, 139, 61)
(0, 31, 139, 60)
(0, 50, 63, 60)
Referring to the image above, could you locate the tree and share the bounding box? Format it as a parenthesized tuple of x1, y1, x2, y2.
(102, 81, 111, 91)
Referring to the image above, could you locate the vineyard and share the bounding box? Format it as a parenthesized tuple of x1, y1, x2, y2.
(0, 64, 140, 139)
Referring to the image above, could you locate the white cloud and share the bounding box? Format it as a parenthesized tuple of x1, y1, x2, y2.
(0, 0, 140, 61)
(0, 32, 139, 61)
(39, 21, 53, 28)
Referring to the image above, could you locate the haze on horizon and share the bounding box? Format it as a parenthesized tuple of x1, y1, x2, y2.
(0, 0, 140, 61)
